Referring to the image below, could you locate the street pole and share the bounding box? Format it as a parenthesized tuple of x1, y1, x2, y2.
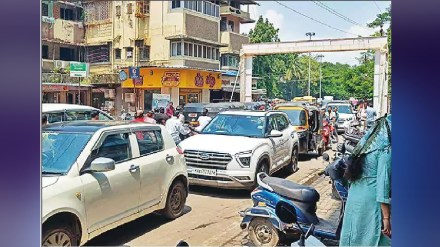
(305, 32, 315, 96)
(317, 55, 324, 99)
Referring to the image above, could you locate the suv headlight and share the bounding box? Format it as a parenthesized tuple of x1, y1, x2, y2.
(234, 150, 253, 167)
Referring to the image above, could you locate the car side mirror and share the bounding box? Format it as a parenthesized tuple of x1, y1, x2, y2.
(275, 201, 297, 224)
(268, 130, 283, 138)
(88, 157, 115, 173)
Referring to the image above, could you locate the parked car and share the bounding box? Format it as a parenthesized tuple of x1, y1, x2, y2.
(182, 103, 207, 127)
(42, 103, 114, 123)
(42, 121, 188, 246)
(178, 110, 300, 190)
(326, 102, 356, 132)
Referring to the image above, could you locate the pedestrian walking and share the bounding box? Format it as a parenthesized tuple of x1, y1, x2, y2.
(340, 114, 392, 246)
(195, 108, 212, 132)
(166, 101, 175, 118)
(165, 111, 192, 144)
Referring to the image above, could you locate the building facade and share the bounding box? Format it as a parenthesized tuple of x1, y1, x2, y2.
(41, 1, 92, 105)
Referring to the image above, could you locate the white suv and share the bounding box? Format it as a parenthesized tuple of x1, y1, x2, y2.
(42, 121, 188, 246)
(178, 111, 300, 190)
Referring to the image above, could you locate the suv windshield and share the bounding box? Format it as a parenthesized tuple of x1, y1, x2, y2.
(202, 114, 266, 138)
(279, 109, 307, 126)
(329, 105, 352, 114)
(42, 132, 92, 174)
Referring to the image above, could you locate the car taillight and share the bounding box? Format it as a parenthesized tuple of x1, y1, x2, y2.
(176, 146, 184, 154)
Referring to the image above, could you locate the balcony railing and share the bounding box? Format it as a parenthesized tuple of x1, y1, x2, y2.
(42, 72, 81, 84)
(220, 6, 254, 23)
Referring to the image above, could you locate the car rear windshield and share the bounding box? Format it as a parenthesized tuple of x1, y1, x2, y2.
(202, 114, 266, 138)
(42, 132, 92, 174)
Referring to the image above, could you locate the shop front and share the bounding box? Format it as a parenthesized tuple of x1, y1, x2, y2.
(121, 67, 222, 110)
(42, 83, 91, 105)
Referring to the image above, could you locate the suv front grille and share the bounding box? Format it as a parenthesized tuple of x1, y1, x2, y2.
(184, 150, 232, 170)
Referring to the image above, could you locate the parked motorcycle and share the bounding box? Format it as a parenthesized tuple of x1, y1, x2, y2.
(239, 154, 349, 246)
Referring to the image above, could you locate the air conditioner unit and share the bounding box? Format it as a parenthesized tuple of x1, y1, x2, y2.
(54, 60, 70, 69)
(125, 93, 135, 103)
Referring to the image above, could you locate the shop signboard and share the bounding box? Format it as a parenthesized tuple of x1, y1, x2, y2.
(161, 72, 180, 87)
(152, 94, 171, 111)
(42, 84, 68, 92)
(70, 62, 89, 78)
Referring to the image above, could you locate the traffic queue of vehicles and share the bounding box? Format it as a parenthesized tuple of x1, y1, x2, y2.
(41, 100, 352, 246)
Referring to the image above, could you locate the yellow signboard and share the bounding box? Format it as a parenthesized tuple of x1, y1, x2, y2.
(121, 67, 221, 90)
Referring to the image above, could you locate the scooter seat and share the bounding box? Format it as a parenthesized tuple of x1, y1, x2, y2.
(262, 176, 320, 203)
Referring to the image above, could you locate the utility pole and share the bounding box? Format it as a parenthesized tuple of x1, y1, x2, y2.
(317, 54, 324, 99)
(306, 32, 315, 96)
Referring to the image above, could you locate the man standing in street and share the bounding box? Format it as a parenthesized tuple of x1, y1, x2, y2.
(166, 101, 175, 118)
(195, 108, 212, 132)
(366, 102, 377, 129)
(165, 111, 192, 144)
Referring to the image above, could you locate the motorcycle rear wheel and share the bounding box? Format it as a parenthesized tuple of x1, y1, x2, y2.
(249, 218, 280, 247)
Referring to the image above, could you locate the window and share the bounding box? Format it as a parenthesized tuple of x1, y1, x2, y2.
(171, 0, 181, 9)
(198, 45, 202, 58)
(42, 3, 49, 17)
(267, 116, 278, 133)
(86, 44, 110, 63)
(84, 1, 110, 22)
(228, 20, 235, 32)
(177, 42, 182, 55)
(203, 46, 207, 59)
(276, 115, 289, 131)
(136, 0, 150, 15)
(126, 47, 133, 59)
(184, 42, 190, 56)
(207, 47, 212, 59)
(116, 5, 121, 17)
(60, 8, 74, 21)
(42, 45, 49, 59)
(127, 3, 133, 14)
(95, 133, 132, 163)
(60, 47, 75, 61)
(220, 17, 227, 31)
(114, 49, 121, 59)
(135, 130, 164, 156)
(139, 46, 150, 60)
(170, 41, 182, 56)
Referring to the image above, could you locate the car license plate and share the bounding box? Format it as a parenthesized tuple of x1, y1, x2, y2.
(191, 168, 217, 176)
(189, 113, 197, 117)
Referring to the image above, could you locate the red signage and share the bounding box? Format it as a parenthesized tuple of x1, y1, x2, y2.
(161, 71, 180, 87)
(133, 77, 143, 86)
(194, 73, 204, 87)
(42, 85, 68, 92)
(205, 74, 216, 88)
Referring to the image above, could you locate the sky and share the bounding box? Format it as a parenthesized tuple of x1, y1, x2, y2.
(240, 1, 391, 66)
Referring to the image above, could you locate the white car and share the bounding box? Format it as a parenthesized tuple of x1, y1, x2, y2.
(42, 121, 188, 246)
(42, 103, 114, 123)
(326, 102, 356, 132)
(178, 111, 300, 190)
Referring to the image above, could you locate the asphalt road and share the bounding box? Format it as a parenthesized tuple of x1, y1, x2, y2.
(85, 153, 331, 247)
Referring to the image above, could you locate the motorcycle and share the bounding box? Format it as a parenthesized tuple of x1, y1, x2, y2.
(239, 153, 349, 247)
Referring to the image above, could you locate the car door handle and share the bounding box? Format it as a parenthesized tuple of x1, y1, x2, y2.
(166, 154, 174, 164)
(129, 164, 139, 173)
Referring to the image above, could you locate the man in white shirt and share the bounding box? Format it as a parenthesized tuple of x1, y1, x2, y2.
(165, 112, 191, 144)
(195, 108, 212, 132)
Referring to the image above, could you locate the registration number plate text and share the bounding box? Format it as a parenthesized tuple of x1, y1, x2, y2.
(191, 168, 217, 176)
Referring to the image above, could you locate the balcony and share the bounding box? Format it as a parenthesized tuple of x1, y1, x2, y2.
(220, 31, 249, 54)
(42, 72, 81, 84)
(42, 19, 85, 44)
(220, 6, 254, 23)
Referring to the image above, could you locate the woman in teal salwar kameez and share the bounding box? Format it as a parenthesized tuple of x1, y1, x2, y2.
(340, 114, 392, 246)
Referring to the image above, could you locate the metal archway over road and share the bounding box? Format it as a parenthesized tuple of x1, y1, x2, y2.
(239, 36, 389, 116)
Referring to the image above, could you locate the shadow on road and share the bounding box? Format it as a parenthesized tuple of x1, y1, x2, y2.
(84, 206, 193, 246)
(189, 185, 250, 199)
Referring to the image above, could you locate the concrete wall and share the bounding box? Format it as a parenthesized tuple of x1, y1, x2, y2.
(185, 13, 219, 42)
(202, 89, 210, 103)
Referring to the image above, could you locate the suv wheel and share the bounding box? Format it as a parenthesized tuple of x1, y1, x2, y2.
(251, 161, 269, 191)
(42, 224, 78, 247)
(286, 147, 299, 174)
(162, 180, 187, 219)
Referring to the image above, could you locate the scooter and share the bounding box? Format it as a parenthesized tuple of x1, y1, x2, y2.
(239, 153, 349, 247)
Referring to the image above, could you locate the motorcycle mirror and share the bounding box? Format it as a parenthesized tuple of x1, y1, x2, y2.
(176, 240, 189, 247)
(322, 153, 330, 162)
(275, 201, 297, 224)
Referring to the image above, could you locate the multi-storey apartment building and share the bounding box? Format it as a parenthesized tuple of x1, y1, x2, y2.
(41, 1, 92, 105)
(72, 1, 258, 116)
